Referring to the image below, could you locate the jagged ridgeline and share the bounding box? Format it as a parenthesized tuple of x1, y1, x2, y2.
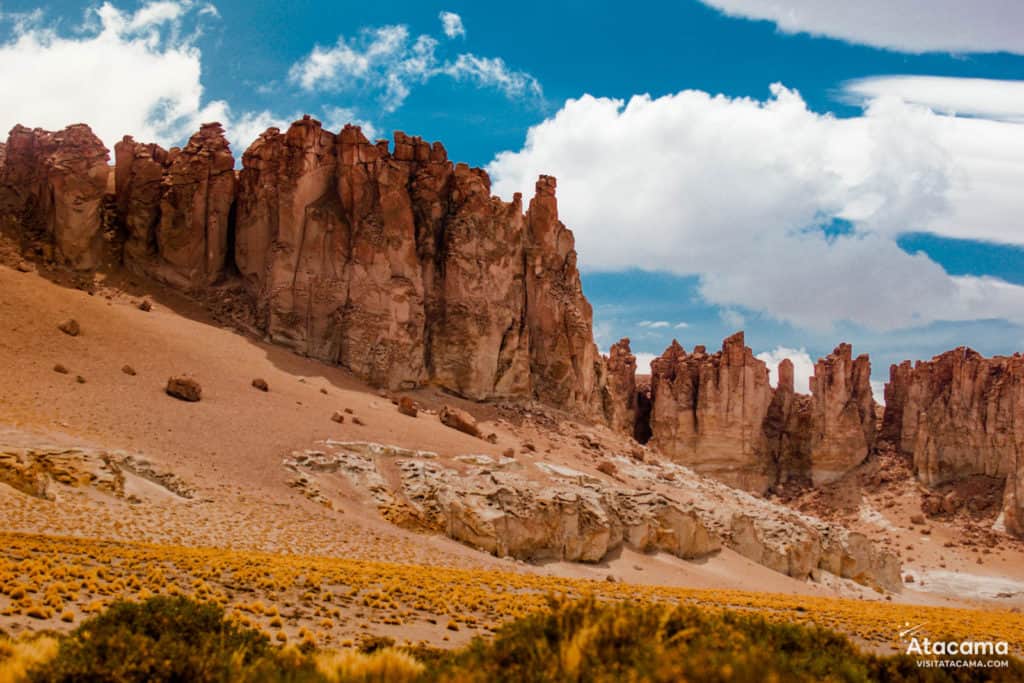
(2, 118, 1024, 540)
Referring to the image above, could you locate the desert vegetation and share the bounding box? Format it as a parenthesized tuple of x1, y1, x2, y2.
(1, 532, 1023, 658)
(2, 593, 1021, 682)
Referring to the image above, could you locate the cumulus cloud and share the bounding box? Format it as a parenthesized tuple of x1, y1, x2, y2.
(698, 0, 1024, 54)
(289, 21, 540, 112)
(638, 320, 671, 328)
(488, 83, 1024, 331)
(756, 347, 815, 394)
(0, 2, 381, 157)
(0, 0, 228, 151)
(439, 11, 465, 39)
(634, 352, 658, 376)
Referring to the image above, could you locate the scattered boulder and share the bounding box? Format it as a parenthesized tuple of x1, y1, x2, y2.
(331, 412, 345, 424)
(910, 514, 925, 525)
(166, 376, 201, 402)
(138, 300, 152, 312)
(58, 319, 80, 336)
(439, 405, 481, 438)
(121, 365, 136, 376)
(252, 378, 269, 392)
(353, 417, 365, 426)
(596, 460, 618, 476)
(75, 375, 86, 384)
(53, 363, 69, 374)
(397, 396, 417, 418)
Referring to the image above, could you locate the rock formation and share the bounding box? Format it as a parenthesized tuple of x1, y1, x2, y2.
(156, 123, 236, 288)
(0, 124, 109, 269)
(604, 338, 638, 435)
(114, 135, 170, 269)
(284, 440, 901, 590)
(807, 344, 876, 485)
(646, 335, 875, 493)
(2, 118, 611, 417)
(881, 348, 1024, 535)
(232, 118, 603, 410)
(648, 333, 775, 492)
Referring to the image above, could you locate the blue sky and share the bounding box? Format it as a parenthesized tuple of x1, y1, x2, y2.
(2, 0, 1023, 395)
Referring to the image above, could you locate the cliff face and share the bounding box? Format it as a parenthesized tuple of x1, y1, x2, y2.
(648, 333, 776, 492)
(1, 118, 609, 418)
(646, 335, 875, 494)
(808, 344, 876, 486)
(881, 348, 1024, 534)
(0, 124, 109, 270)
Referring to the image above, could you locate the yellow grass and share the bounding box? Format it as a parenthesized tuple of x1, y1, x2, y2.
(0, 531, 1022, 653)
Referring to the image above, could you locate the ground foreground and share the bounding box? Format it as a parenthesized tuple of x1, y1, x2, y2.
(1, 532, 1022, 658)
(2, 592, 1021, 682)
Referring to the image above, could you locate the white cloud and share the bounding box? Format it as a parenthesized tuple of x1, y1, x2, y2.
(0, 0, 228, 151)
(638, 320, 670, 328)
(443, 54, 542, 99)
(698, 0, 1024, 54)
(0, 2, 379, 159)
(634, 352, 658, 376)
(674, 322, 690, 328)
(439, 11, 465, 39)
(289, 22, 540, 112)
(844, 76, 1024, 122)
(488, 84, 1024, 331)
(870, 380, 886, 406)
(321, 106, 378, 141)
(756, 347, 814, 394)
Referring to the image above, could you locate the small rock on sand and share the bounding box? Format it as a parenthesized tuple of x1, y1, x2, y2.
(252, 378, 269, 392)
(166, 376, 202, 402)
(58, 319, 80, 336)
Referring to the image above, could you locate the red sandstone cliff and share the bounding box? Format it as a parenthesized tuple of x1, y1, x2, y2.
(0, 124, 109, 270)
(646, 335, 875, 494)
(881, 348, 1024, 535)
(2, 118, 609, 419)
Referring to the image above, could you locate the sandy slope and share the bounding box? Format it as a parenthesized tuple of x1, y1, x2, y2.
(1, 261, 1022, 645)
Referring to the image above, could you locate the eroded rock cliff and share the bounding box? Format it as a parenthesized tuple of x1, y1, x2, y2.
(1, 118, 609, 418)
(881, 348, 1024, 535)
(646, 335, 875, 494)
(0, 124, 109, 270)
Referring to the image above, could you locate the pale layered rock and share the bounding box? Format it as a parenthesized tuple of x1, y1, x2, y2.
(284, 440, 899, 589)
(882, 347, 1024, 536)
(0, 124, 109, 269)
(0, 445, 192, 501)
(284, 441, 721, 564)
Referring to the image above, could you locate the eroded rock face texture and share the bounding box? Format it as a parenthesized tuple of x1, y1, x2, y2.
(808, 344, 876, 486)
(648, 333, 775, 492)
(1, 117, 609, 414)
(0, 124, 109, 269)
(646, 334, 875, 493)
(604, 338, 638, 435)
(234, 118, 604, 411)
(881, 348, 1024, 535)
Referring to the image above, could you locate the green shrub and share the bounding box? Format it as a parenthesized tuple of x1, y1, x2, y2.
(424, 597, 1024, 683)
(27, 595, 291, 682)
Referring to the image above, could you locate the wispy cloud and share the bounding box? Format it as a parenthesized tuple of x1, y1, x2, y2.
(289, 20, 541, 113)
